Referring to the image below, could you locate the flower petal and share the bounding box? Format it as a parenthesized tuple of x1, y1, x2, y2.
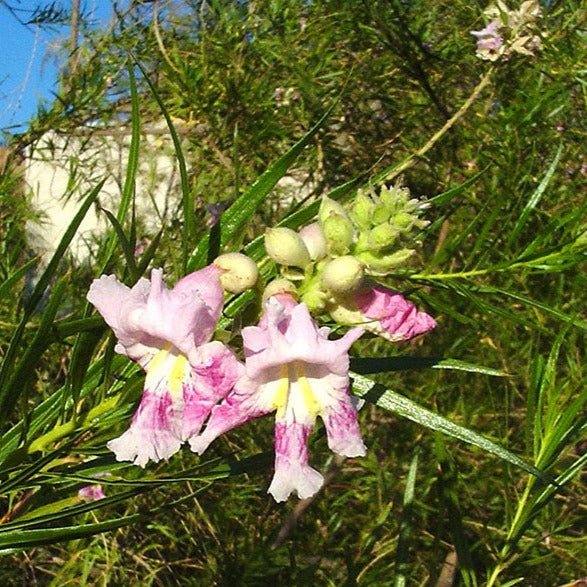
(321, 396, 366, 457)
(189, 376, 273, 455)
(350, 285, 436, 341)
(182, 341, 244, 439)
(268, 420, 324, 502)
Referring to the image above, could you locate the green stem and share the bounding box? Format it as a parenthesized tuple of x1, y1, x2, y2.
(410, 252, 562, 280)
(28, 395, 121, 454)
(385, 66, 496, 183)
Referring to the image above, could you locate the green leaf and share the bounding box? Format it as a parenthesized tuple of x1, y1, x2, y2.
(101, 208, 139, 282)
(508, 144, 563, 244)
(351, 373, 553, 485)
(350, 356, 506, 376)
(187, 105, 336, 271)
(0, 257, 39, 301)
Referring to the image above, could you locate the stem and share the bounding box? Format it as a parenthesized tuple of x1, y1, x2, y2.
(410, 252, 562, 280)
(27, 395, 121, 454)
(385, 66, 496, 183)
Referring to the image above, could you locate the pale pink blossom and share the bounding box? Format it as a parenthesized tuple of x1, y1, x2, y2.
(78, 484, 106, 501)
(87, 267, 243, 467)
(471, 21, 504, 61)
(191, 294, 365, 502)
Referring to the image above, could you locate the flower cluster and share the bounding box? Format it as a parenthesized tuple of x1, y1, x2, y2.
(88, 184, 436, 502)
(471, 0, 542, 62)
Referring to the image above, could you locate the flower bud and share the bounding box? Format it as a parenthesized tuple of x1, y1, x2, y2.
(301, 289, 327, 312)
(263, 278, 298, 300)
(318, 195, 349, 225)
(322, 214, 355, 255)
(369, 223, 398, 251)
(299, 222, 327, 261)
(349, 191, 373, 230)
(357, 248, 415, 275)
(371, 203, 391, 225)
(265, 227, 311, 267)
(320, 255, 365, 294)
(391, 211, 415, 230)
(214, 253, 259, 294)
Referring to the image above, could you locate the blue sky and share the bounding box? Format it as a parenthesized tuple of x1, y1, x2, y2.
(0, 1, 113, 135)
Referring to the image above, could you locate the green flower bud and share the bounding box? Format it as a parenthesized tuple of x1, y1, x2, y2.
(371, 203, 391, 225)
(299, 222, 327, 261)
(265, 227, 311, 267)
(369, 222, 399, 251)
(263, 278, 298, 300)
(214, 253, 259, 294)
(318, 195, 349, 225)
(349, 191, 373, 230)
(320, 255, 365, 294)
(301, 289, 327, 313)
(357, 248, 415, 275)
(322, 213, 355, 255)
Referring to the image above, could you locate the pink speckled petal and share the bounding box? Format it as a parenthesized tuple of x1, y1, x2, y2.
(182, 341, 244, 439)
(107, 389, 183, 467)
(189, 377, 272, 455)
(268, 420, 324, 502)
(321, 396, 366, 457)
(354, 285, 436, 341)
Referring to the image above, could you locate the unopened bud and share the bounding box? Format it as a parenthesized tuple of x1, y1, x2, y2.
(392, 211, 415, 230)
(369, 223, 398, 251)
(372, 203, 391, 225)
(318, 195, 349, 225)
(265, 227, 311, 267)
(357, 248, 415, 274)
(322, 214, 355, 255)
(214, 253, 259, 294)
(321, 255, 365, 294)
(349, 192, 373, 230)
(263, 278, 298, 300)
(299, 222, 327, 261)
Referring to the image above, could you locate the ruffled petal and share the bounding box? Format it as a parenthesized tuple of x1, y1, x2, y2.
(321, 396, 366, 457)
(189, 376, 273, 454)
(353, 285, 436, 341)
(182, 341, 244, 439)
(107, 388, 183, 467)
(107, 347, 191, 466)
(268, 420, 324, 502)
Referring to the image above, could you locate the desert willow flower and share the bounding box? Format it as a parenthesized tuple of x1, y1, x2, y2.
(191, 292, 366, 502)
(87, 265, 244, 466)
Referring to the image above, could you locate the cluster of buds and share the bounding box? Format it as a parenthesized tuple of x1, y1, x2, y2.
(471, 0, 542, 62)
(263, 182, 434, 340)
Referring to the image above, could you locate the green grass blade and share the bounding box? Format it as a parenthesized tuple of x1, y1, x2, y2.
(350, 357, 506, 376)
(351, 373, 552, 484)
(394, 449, 419, 587)
(508, 144, 563, 244)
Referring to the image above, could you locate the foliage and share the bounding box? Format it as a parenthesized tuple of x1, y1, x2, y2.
(0, 0, 585, 584)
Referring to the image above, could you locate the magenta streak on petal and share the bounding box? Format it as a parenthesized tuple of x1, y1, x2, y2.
(189, 379, 271, 454)
(354, 285, 436, 340)
(321, 397, 366, 457)
(268, 420, 324, 501)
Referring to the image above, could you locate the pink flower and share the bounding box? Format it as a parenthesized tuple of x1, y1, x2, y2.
(78, 484, 106, 501)
(471, 21, 504, 61)
(329, 284, 436, 342)
(87, 267, 243, 467)
(191, 294, 365, 502)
